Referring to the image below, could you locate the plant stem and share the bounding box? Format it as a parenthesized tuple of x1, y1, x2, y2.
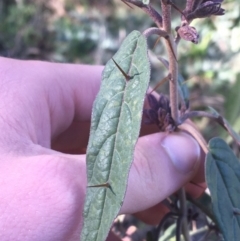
(161, 0, 171, 33)
(179, 188, 191, 241)
(143, 27, 168, 38)
(161, 1, 189, 241)
(179, 110, 221, 124)
(166, 36, 179, 123)
(161, 0, 179, 124)
(185, 0, 194, 14)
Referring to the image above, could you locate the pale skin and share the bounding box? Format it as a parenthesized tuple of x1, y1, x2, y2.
(0, 57, 205, 241)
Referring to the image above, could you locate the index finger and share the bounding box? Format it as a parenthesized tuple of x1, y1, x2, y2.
(0, 58, 103, 152)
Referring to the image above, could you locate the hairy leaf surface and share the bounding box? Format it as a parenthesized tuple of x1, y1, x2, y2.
(206, 137, 240, 241)
(81, 30, 150, 241)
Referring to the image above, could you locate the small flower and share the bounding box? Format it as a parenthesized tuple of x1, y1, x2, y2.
(176, 0, 225, 43)
(143, 94, 175, 132)
(185, 0, 225, 22)
(176, 24, 199, 44)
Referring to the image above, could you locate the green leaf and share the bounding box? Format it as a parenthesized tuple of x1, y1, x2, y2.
(159, 223, 176, 241)
(206, 137, 240, 241)
(208, 107, 240, 146)
(81, 30, 150, 241)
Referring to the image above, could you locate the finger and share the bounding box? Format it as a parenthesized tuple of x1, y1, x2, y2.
(190, 148, 205, 183)
(51, 121, 91, 154)
(185, 181, 206, 198)
(133, 182, 206, 225)
(51, 119, 160, 154)
(120, 131, 203, 214)
(133, 152, 206, 226)
(0, 153, 87, 241)
(51, 92, 160, 154)
(0, 58, 103, 151)
(134, 202, 169, 225)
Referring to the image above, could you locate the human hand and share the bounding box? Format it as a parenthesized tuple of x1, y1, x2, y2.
(0, 57, 205, 241)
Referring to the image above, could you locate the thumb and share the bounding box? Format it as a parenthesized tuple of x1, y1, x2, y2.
(120, 131, 202, 214)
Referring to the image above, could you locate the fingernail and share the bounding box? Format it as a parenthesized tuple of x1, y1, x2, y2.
(161, 133, 200, 174)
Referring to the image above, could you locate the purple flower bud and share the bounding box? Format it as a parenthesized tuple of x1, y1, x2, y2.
(143, 94, 175, 132)
(176, 24, 200, 44)
(185, 0, 225, 21)
(147, 93, 159, 111)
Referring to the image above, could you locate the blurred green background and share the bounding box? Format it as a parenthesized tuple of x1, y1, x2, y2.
(0, 0, 239, 150)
